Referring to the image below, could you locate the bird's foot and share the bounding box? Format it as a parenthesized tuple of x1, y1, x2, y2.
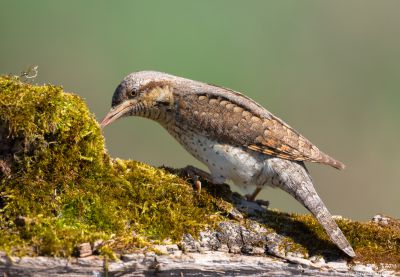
(245, 188, 269, 207)
(180, 165, 213, 181)
(180, 165, 213, 194)
(244, 195, 270, 207)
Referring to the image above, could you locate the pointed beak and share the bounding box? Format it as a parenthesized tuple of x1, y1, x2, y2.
(100, 99, 137, 128)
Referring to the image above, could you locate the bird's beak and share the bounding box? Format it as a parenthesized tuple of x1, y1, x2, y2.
(100, 99, 137, 128)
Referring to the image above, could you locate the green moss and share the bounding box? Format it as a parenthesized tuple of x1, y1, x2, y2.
(248, 208, 400, 265)
(0, 76, 223, 257)
(337, 217, 400, 265)
(0, 75, 398, 267)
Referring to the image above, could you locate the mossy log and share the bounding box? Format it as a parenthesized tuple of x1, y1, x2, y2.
(0, 76, 399, 276)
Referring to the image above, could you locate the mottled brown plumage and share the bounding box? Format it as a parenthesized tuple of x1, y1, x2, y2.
(101, 71, 354, 257)
(167, 87, 344, 170)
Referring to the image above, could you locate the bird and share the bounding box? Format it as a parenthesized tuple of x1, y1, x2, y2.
(100, 71, 355, 257)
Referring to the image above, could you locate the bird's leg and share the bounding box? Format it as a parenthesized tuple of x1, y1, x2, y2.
(245, 187, 269, 207)
(246, 187, 262, 201)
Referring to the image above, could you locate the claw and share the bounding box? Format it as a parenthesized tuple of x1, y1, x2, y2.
(193, 175, 202, 194)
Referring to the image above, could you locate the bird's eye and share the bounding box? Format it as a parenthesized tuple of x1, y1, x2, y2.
(130, 90, 137, 97)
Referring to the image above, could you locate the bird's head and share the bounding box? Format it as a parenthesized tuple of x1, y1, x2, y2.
(100, 71, 176, 128)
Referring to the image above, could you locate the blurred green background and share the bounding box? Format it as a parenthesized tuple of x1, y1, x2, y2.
(1, 1, 399, 220)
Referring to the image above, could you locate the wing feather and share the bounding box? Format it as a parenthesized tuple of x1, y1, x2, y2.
(176, 80, 345, 170)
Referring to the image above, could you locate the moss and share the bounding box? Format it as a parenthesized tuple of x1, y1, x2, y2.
(0, 75, 223, 257)
(247, 208, 400, 265)
(183, 178, 400, 265)
(98, 245, 118, 261)
(337, 217, 400, 265)
(0, 75, 398, 267)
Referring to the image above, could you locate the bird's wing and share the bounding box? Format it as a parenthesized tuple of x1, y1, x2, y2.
(178, 82, 345, 169)
(245, 114, 328, 164)
(246, 112, 346, 170)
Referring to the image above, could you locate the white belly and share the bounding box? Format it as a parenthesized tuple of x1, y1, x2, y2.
(173, 130, 270, 192)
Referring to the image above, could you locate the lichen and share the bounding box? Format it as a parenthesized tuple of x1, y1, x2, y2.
(0, 76, 398, 267)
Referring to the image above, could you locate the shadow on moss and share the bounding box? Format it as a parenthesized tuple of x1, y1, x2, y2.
(269, 212, 400, 265)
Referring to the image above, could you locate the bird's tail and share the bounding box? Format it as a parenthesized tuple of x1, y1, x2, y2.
(315, 152, 346, 170)
(268, 159, 355, 257)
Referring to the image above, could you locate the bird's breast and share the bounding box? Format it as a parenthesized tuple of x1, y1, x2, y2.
(164, 123, 266, 190)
